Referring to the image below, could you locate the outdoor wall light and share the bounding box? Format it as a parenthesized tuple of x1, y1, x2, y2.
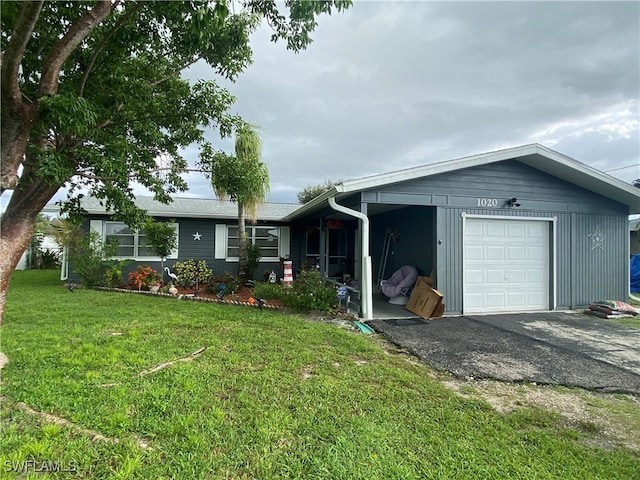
(506, 197, 521, 207)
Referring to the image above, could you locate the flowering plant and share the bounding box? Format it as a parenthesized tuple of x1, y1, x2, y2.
(128, 265, 161, 290)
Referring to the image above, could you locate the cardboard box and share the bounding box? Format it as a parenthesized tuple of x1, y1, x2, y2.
(406, 276, 444, 319)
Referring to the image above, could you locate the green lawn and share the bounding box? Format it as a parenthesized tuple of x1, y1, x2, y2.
(1, 270, 638, 479)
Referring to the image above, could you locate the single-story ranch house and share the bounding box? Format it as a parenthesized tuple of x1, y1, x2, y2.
(46, 144, 640, 319)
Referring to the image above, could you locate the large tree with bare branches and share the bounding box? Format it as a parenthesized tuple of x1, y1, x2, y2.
(0, 0, 350, 322)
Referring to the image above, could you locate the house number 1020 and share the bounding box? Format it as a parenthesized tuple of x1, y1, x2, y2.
(477, 198, 498, 207)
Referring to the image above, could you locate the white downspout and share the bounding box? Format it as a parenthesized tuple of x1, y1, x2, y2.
(328, 197, 373, 320)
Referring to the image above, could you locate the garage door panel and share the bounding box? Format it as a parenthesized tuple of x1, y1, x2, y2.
(526, 269, 546, 283)
(527, 292, 547, 307)
(466, 222, 484, 236)
(527, 223, 547, 238)
(465, 245, 483, 261)
(465, 293, 483, 309)
(507, 246, 525, 260)
(466, 269, 483, 284)
(486, 269, 505, 284)
(527, 246, 546, 261)
(507, 223, 525, 237)
(486, 223, 506, 237)
(464, 218, 550, 313)
(507, 291, 526, 308)
(486, 245, 505, 261)
(506, 269, 525, 284)
(485, 292, 506, 309)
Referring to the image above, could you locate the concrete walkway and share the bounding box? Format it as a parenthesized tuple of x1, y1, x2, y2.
(369, 312, 640, 394)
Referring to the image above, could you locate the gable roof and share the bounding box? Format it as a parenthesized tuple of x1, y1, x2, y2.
(44, 196, 299, 222)
(285, 143, 640, 219)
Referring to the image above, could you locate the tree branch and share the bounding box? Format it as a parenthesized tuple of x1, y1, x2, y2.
(74, 167, 211, 182)
(1, 1, 43, 102)
(149, 56, 202, 87)
(0, 2, 43, 194)
(78, 2, 142, 97)
(38, 0, 114, 97)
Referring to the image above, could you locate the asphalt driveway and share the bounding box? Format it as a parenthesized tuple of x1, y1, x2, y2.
(368, 312, 640, 394)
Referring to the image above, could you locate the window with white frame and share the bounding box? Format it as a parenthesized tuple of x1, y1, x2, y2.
(226, 225, 281, 261)
(101, 221, 178, 259)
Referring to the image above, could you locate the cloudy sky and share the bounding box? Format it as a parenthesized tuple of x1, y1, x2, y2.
(3, 0, 638, 212)
(177, 0, 640, 204)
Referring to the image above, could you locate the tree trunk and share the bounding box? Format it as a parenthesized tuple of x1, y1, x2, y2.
(0, 211, 37, 324)
(237, 203, 249, 283)
(0, 179, 59, 324)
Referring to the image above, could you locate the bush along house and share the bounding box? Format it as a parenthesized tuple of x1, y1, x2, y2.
(47, 144, 640, 319)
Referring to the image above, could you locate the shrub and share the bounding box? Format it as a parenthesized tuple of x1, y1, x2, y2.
(68, 230, 116, 288)
(206, 272, 241, 295)
(174, 259, 213, 288)
(128, 265, 161, 290)
(282, 269, 338, 312)
(103, 259, 135, 288)
(253, 281, 285, 301)
(34, 248, 61, 269)
(105, 265, 123, 288)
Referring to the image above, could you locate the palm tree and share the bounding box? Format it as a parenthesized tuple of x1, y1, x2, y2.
(209, 123, 269, 282)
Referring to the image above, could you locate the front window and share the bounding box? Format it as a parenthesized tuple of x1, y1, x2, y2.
(105, 223, 135, 257)
(104, 222, 176, 259)
(227, 226, 280, 261)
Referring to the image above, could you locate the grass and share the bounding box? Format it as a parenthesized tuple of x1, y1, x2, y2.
(1, 270, 639, 479)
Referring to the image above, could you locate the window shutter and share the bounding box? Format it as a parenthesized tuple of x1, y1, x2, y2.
(89, 220, 103, 239)
(168, 223, 179, 259)
(214, 224, 227, 259)
(278, 226, 290, 258)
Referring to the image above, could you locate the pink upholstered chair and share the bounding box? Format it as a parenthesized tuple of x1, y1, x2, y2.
(380, 265, 419, 304)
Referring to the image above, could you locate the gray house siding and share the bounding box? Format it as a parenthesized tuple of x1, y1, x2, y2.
(176, 218, 215, 266)
(357, 160, 630, 314)
(361, 160, 629, 216)
(573, 214, 628, 306)
(74, 216, 287, 284)
(176, 218, 289, 281)
(555, 212, 573, 309)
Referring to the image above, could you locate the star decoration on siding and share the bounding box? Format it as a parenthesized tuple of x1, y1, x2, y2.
(588, 226, 605, 250)
(193, 232, 202, 241)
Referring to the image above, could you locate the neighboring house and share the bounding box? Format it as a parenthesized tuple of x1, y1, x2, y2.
(631, 218, 640, 257)
(16, 235, 60, 270)
(45, 144, 640, 319)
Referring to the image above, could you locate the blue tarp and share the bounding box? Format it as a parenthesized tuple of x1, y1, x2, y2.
(631, 254, 640, 293)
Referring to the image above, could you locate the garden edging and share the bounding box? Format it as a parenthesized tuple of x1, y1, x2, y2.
(94, 287, 284, 310)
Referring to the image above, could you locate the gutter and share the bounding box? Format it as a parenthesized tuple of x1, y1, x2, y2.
(328, 197, 373, 320)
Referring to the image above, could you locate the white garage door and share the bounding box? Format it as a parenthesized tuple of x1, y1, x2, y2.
(464, 218, 550, 313)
